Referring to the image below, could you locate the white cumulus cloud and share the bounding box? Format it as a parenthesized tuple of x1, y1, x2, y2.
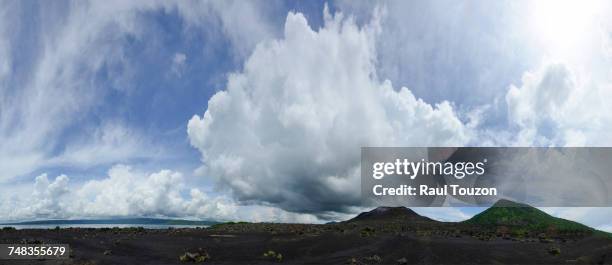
(1, 166, 227, 221)
(506, 63, 612, 146)
(0, 165, 324, 223)
(187, 8, 471, 216)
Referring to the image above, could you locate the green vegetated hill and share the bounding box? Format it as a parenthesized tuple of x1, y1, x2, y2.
(463, 199, 596, 237)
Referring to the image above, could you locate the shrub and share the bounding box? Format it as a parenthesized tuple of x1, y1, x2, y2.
(360, 227, 375, 237)
(263, 250, 283, 262)
(548, 247, 561, 255)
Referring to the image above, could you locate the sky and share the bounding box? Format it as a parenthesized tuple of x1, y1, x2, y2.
(1, 0, 612, 231)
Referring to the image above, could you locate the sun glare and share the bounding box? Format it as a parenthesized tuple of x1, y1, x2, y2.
(530, 0, 602, 59)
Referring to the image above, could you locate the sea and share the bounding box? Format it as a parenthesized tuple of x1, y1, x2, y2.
(1, 224, 208, 230)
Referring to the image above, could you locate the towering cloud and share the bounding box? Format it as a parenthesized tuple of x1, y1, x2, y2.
(188, 9, 471, 215)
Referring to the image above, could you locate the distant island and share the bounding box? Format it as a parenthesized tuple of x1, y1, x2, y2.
(1, 217, 219, 226)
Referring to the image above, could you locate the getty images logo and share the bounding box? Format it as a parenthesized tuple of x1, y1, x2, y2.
(372, 158, 487, 180)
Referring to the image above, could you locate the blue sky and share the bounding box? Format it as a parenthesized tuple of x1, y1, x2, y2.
(1, 0, 612, 231)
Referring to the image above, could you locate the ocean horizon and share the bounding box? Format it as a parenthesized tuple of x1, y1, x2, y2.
(2, 224, 208, 230)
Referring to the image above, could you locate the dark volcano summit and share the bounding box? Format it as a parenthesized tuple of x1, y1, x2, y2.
(348, 206, 433, 223)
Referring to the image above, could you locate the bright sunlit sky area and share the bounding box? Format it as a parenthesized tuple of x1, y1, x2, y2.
(1, 0, 612, 232)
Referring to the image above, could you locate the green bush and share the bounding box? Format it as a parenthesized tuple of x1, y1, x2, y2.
(548, 247, 561, 255)
(263, 250, 283, 262)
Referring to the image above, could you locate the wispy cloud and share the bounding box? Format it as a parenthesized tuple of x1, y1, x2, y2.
(0, 0, 279, 182)
(170, 52, 187, 77)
